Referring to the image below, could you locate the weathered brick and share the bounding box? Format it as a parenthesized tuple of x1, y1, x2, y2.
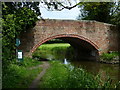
(18, 19, 119, 56)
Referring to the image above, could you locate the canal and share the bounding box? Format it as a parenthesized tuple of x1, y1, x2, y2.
(32, 43, 120, 83)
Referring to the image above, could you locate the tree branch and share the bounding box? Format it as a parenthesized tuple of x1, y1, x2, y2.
(56, 2, 81, 10)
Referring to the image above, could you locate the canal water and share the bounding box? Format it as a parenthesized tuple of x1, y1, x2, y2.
(33, 43, 120, 83)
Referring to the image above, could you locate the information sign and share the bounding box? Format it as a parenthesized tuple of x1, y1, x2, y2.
(17, 50, 23, 61)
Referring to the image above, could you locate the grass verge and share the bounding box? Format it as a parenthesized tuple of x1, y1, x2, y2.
(40, 61, 120, 88)
(2, 57, 42, 88)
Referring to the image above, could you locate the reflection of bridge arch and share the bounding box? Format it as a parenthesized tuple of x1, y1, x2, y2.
(30, 34, 99, 53)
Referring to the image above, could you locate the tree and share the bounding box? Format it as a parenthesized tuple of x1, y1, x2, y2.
(77, 2, 115, 23)
(2, 2, 39, 65)
(77, 2, 120, 26)
(110, 2, 120, 26)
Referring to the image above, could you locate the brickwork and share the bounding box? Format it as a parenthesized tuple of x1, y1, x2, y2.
(18, 19, 119, 57)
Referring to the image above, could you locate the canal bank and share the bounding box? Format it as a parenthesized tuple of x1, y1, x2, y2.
(38, 61, 120, 88)
(32, 43, 120, 85)
(99, 52, 120, 64)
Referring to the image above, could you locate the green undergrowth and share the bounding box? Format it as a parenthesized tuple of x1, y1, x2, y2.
(100, 52, 120, 61)
(2, 57, 42, 88)
(40, 61, 120, 88)
(15, 57, 43, 68)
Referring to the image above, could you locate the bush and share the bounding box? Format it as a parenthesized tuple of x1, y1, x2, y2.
(100, 52, 120, 61)
(19, 57, 42, 67)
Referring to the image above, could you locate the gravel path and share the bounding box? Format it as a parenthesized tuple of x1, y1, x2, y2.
(29, 61, 50, 88)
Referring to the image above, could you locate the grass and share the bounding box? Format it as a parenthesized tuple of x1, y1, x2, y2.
(39, 61, 69, 88)
(40, 61, 120, 88)
(32, 43, 71, 60)
(38, 43, 70, 51)
(39, 43, 70, 48)
(2, 57, 42, 88)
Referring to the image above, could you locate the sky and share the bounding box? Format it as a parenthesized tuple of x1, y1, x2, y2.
(39, 0, 119, 20)
(40, 6, 80, 20)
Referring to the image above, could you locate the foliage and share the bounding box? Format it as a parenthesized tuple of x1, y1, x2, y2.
(78, 2, 120, 28)
(40, 61, 120, 88)
(78, 2, 114, 23)
(2, 2, 41, 16)
(77, 2, 120, 36)
(100, 52, 120, 61)
(45, 39, 66, 44)
(2, 2, 38, 65)
(2, 57, 42, 88)
(14, 57, 42, 68)
(110, 2, 120, 26)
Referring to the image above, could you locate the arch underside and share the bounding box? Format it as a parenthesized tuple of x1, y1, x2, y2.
(31, 34, 99, 52)
(31, 34, 99, 60)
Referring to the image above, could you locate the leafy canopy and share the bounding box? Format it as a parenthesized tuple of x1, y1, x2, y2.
(77, 2, 120, 25)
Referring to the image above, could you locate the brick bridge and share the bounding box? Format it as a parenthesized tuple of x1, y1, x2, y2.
(18, 19, 119, 60)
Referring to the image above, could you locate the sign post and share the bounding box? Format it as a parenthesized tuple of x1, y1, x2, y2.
(17, 50, 23, 61)
(16, 38, 20, 47)
(16, 38, 23, 61)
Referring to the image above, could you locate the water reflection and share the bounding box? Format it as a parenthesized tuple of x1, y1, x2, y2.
(70, 60, 120, 83)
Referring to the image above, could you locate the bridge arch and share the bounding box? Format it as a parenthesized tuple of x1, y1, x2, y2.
(30, 34, 100, 60)
(31, 34, 99, 53)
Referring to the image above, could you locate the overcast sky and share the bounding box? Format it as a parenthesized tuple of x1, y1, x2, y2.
(39, 0, 119, 20)
(40, 6, 80, 20)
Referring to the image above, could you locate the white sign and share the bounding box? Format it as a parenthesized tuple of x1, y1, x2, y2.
(18, 52, 22, 59)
